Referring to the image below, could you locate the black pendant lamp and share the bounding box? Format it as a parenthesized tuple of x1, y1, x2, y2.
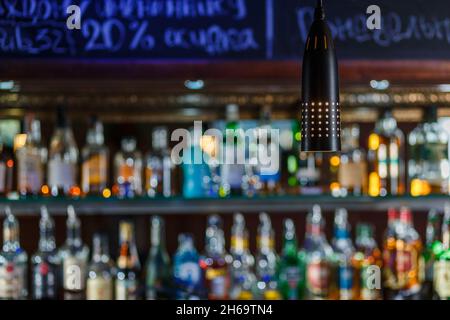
(301, 0, 340, 152)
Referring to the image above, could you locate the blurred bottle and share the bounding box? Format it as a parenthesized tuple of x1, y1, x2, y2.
(368, 109, 405, 197)
(145, 216, 171, 300)
(433, 205, 450, 300)
(255, 213, 280, 300)
(115, 221, 141, 300)
(352, 223, 382, 300)
(285, 121, 301, 195)
(298, 152, 323, 195)
(173, 234, 204, 300)
(16, 115, 47, 197)
(229, 213, 256, 300)
(81, 116, 109, 196)
(32, 206, 60, 300)
(0, 207, 28, 299)
(394, 207, 422, 300)
(87, 233, 114, 300)
(47, 106, 79, 197)
(219, 104, 244, 198)
(382, 208, 399, 299)
(200, 215, 229, 300)
(145, 127, 174, 198)
(421, 209, 441, 299)
(0, 133, 15, 197)
(409, 106, 449, 196)
(242, 128, 261, 197)
(332, 208, 355, 300)
(256, 106, 281, 196)
(58, 206, 89, 300)
(304, 205, 337, 300)
(330, 125, 367, 197)
(277, 218, 305, 300)
(182, 127, 211, 199)
(114, 137, 143, 198)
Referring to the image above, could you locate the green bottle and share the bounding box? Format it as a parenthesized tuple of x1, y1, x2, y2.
(434, 206, 450, 300)
(422, 209, 441, 299)
(277, 219, 305, 300)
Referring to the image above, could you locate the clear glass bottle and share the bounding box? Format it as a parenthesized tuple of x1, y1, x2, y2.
(331, 125, 367, 197)
(352, 223, 382, 300)
(16, 115, 47, 197)
(115, 221, 141, 300)
(304, 205, 337, 300)
(417, 106, 449, 195)
(145, 127, 174, 198)
(368, 109, 405, 197)
(32, 206, 60, 300)
(86, 233, 114, 300)
(298, 152, 323, 195)
(255, 213, 280, 300)
(229, 213, 256, 300)
(382, 208, 400, 299)
(81, 116, 109, 196)
(145, 216, 171, 300)
(58, 205, 90, 300)
(173, 233, 204, 300)
(332, 208, 355, 300)
(219, 104, 245, 198)
(47, 106, 79, 197)
(277, 218, 305, 300)
(0, 137, 14, 197)
(114, 137, 143, 198)
(200, 215, 229, 300)
(0, 207, 28, 299)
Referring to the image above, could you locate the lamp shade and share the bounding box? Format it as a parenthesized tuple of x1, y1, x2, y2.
(301, 0, 340, 152)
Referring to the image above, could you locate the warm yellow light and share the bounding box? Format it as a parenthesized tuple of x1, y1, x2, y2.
(368, 133, 380, 151)
(330, 182, 340, 191)
(330, 156, 340, 167)
(102, 188, 112, 198)
(200, 135, 217, 158)
(13, 134, 27, 152)
(369, 172, 380, 197)
(41, 185, 49, 195)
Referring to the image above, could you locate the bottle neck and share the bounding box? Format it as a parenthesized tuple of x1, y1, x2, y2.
(39, 229, 56, 252)
(66, 225, 82, 248)
(86, 124, 104, 146)
(26, 120, 42, 144)
(151, 224, 166, 250)
(92, 238, 110, 263)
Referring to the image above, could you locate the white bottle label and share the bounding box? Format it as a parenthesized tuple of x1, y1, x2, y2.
(48, 159, 76, 190)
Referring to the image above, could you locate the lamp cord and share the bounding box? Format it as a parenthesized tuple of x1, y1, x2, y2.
(315, 0, 325, 20)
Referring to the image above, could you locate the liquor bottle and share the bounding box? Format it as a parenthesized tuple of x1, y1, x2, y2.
(304, 205, 337, 300)
(16, 115, 47, 197)
(421, 209, 441, 299)
(114, 137, 143, 198)
(411, 106, 449, 196)
(352, 224, 382, 300)
(86, 233, 114, 300)
(173, 233, 204, 300)
(229, 213, 256, 300)
(298, 152, 323, 195)
(434, 205, 450, 300)
(0, 134, 15, 197)
(0, 207, 28, 299)
(332, 208, 355, 300)
(394, 207, 422, 300)
(368, 109, 405, 197)
(32, 206, 60, 300)
(58, 205, 89, 299)
(200, 215, 229, 300)
(330, 125, 367, 197)
(382, 208, 400, 299)
(48, 106, 79, 197)
(81, 116, 109, 196)
(145, 127, 174, 198)
(277, 218, 305, 300)
(285, 121, 301, 195)
(115, 221, 141, 300)
(219, 104, 244, 197)
(182, 127, 211, 199)
(242, 129, 262, 197)
(255, 106, 281, 196)
(255, 213, 280, 300)
(408, 114, 425, 196)
(145, 216, 171, 300)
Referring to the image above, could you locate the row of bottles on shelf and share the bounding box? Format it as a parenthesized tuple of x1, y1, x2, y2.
(0, 205, 449, 300)
(0, 105, 449, 199)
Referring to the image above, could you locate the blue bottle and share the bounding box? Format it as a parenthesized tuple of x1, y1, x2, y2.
(173, 234, 205, 299)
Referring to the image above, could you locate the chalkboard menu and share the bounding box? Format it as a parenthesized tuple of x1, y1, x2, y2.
(1, 0, 450, 60)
